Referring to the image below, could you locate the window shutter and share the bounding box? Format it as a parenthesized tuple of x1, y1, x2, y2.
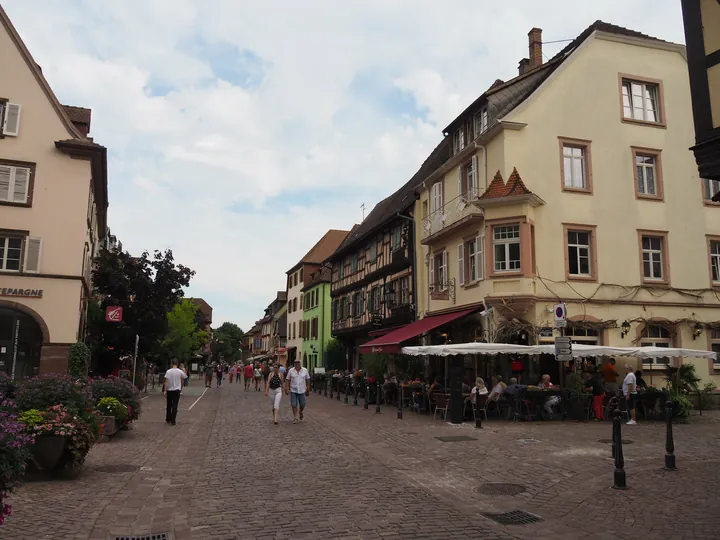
(0, 165, 10, 201)
(23, 237, 42, 273)
(458, 167, 463, 198)
(471, 155, 478, 196)
(457, 243, 465, 286)
(11, 168, 29, 203)
(442, 250, 448, 290)
(2, 103, 21, 136)
(476, 234, 484, 280)
(429, 255, 435, 288)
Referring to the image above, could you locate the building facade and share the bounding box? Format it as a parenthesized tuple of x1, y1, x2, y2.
(0, 7, 107, 377)
(285, 229, 349, 364)
(412, 22, 720, 384)
(300, 267, 332, 371)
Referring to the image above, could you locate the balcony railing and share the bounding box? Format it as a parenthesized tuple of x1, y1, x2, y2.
(421, 189, 483, 241)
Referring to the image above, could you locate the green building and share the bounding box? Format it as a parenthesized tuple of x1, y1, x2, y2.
(300, 267, 332, 372)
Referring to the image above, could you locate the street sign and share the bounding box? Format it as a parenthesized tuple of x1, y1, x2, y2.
(105, 306, 123, 322)
(555, 336, 572, 362)
(553, 303, 567, 328)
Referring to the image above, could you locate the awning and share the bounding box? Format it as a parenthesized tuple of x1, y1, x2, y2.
(359, 309, 477, 354)
(400, 342, 717, 360)
(368, 324, 408, 338)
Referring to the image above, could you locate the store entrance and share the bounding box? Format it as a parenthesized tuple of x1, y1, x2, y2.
(0, 308, 43, 379)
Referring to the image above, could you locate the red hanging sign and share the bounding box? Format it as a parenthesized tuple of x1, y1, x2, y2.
(105, 306, 123, 322)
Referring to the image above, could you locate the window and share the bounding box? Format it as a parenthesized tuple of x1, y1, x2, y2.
(392, 227, 402, 251)
(338, 262, 344, 280)
(312, 317, 318, 339)
(566, 326, 600, 346)
(458, 156, 478, 199)
(640, 233, 667, 282)
(292, 322, 296, 340)
(458, 234, 484, 285)
(299, 268, 303, 281)
(710, 239, 720, 283)
(350, 253, 358, 273)
(703, 178, 720, 204)
(293, 273, 298, 286)
(0, 161, 33, 205)
(711, 329, 720, 369)
(430, 250, 447, 291)
(474, 107, 488, 138)
(0, 102, 21, 137)
(566, 229, 593, 278)
(453, 128, 465, 154)
(293, 297, 298, 311)
(559, 139, 591, 193)
(399, 277, 409, 305)
(633, 149, 663, 199)
(372, 287, 382, 312)
(353, 291, 364, 317)
(640, 324, 672, 367)
(493, 225, 521, 273)
(0, 233, 41, 273)
(431, 181, 443, 213)
(621, 78, 661, 124)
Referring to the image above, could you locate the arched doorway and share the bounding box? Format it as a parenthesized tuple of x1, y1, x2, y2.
(0, 307, 43, 379)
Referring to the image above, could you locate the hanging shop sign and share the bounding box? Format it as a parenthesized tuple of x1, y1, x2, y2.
(0, 287, 43, 298)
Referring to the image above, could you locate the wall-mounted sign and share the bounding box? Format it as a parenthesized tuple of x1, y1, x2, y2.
(106, 306, 123, 322)
(0, 287, 43, 298)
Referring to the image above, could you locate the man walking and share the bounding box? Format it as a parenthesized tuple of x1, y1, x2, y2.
(163, 359, 187, 426)
(623, 364, 638, 425)
(285, 359, 311, 424)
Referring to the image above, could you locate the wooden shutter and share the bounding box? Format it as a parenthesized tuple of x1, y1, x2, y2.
(442, 250, 448, 290)
(2, 103, 21, 136)
(12, 167, 30, 203)
(470, 155, 478, 197)
(458, 166, 464, 198)
(429, 255, 435, 288)
(0, 165, 10, 201)
(23, 237, 42, 273)
(457, 243, 464, 286)
(476, 234, 484, 280)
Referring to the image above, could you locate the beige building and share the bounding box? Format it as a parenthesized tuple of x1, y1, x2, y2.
(0, 7, 107, 377)
(414, 22, 720, 384)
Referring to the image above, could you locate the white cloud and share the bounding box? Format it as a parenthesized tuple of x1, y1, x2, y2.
(2, 0, 686, 330)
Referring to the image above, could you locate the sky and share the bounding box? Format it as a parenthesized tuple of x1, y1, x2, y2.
(2, 0, 687, 332)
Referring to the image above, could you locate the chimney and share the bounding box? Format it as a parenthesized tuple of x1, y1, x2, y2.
(528, 27, 543, 69)
(518, 58, 530, 76)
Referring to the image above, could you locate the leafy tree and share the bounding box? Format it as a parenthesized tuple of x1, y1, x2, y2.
(163, 299, 210, 362)
(88, 248, 195, 374)
(211, 322, 245, 362)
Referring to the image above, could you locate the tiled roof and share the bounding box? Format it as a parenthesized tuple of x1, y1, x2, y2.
(329, 138, 451, 260)
(288, 229, 350, 273)
(62, 105, 91, 126)
(479, 168, 532, 200)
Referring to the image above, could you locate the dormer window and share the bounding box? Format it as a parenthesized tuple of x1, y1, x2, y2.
(473, 107, 488, 138)
(453, 128, 465, 154)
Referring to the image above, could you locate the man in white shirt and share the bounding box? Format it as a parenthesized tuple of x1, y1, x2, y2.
(164, 359, 188, 426)
(622, 364, 637, 425)
(285, 359, 311, 423)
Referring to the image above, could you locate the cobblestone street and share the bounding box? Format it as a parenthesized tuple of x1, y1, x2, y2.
(5, 380, 720, 540)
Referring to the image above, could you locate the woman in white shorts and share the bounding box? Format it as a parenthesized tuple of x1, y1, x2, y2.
(265, 363, 284, 425)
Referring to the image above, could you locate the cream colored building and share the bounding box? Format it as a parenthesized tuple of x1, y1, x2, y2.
(414, 22, 720, 384)
(0, 7, 107, 377)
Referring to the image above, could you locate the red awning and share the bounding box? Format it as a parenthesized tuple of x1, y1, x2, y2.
(367, 324, 408, 338)
(359, 309, 477, 354)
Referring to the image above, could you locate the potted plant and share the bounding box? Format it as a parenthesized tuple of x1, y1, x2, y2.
(89, 377, 141, 424)
(17, 408, 68, 470)
(95, 397, 128, 437)
(565, 372, 589, 421)
(0, 405, 35, 527)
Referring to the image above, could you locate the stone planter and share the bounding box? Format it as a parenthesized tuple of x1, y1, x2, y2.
(98, 416, 118, 440)
(29, 435, 67, 470)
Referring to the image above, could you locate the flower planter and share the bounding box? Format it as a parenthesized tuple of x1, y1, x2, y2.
(99, 415, 118, 437)
(29, 435, 67, 470)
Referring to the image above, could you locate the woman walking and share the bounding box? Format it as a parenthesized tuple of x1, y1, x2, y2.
(265, 363, 284, 425)
(253, 364, 263, 391)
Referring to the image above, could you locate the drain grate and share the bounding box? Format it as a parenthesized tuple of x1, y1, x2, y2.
(517, 438, 540, 444)
(114, 534, 170, 540)
(474, 483, 527, 496)
(482, 510, 542, 525)
(597, 439, 634, 444)
(95, 464, 139, 473)
(435, 435, 478, 443)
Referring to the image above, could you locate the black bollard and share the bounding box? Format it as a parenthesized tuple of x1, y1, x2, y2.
(375, 381, 381, 414)
(345, 378, 349, 403)
(364, 384, 369, 410)
(353, 382, 358, 406)
(611, 401, 617, 459)
(397, 385, 403, 420)
(324, 377, 328, 397)
(475, 389, 482, 429)
(664, 399, 677, 471)
(612, 408, 627, 490)
(329, 378, 334, 399)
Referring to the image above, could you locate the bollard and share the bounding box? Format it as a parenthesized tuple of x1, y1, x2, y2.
(611, 401, 617, 459)
(397, 385, 403, 420)
(664, 400, 677, 471)
(329, 378, 334, 399)
(375, 381, 381, 414)
(337, 378, 341, 401)
(364, 384, 369, 410)
(324, 377, 328, 397)
(612, 408, 627, 490)
(353, 382, 358, 406)
(475, 389, 482, 429)
(345, 378, 349, 403)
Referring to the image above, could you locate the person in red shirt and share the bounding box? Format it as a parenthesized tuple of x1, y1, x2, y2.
(243, 363, 253, 391)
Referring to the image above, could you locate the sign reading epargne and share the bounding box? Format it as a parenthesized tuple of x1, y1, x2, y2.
(0, 288, 43, 298)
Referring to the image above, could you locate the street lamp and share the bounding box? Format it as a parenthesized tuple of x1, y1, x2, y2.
(620, 320, 631, 339)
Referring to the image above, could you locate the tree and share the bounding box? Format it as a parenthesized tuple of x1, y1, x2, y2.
(211, 322, 245, 362)
(88, 248, 195, 373)
(163, 299, 210, 362)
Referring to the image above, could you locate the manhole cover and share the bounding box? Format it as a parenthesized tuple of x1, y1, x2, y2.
(517, 438, 540, 444)
(435, 436, 478, 442)
(597, 439, 634, 444)
(474, 483, 527, 496)
(114, 535, 170, 540)
(482, 510, 542, 526)
(95, 464, 139, 473)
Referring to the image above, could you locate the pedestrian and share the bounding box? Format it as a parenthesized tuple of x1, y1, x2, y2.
(216, 364, 223, 387)
(179, 363, 189, 387)
(253, 364, 263, 391)
(285, 359, 311, 424)
(265, 363, 285, 425)
(163, 359, 187, 426)
(204, 364, 213, 388)
(623, 364, 637, 425)
(584, 370, 606, 421)
(601, 358, 620, 396)
(244, 362, 253, 391)
(229, 365, 235, 384)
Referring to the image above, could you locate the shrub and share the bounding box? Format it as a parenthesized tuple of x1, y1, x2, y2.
(670, 392, 693, 417)
(67, 342, 90, 379)
(89, 377, 141, 421)
(14, 374, 92, 415)
(96, 397, 129, 422)
(0, 409, 35, 527)
(0, 372, 15, 401)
